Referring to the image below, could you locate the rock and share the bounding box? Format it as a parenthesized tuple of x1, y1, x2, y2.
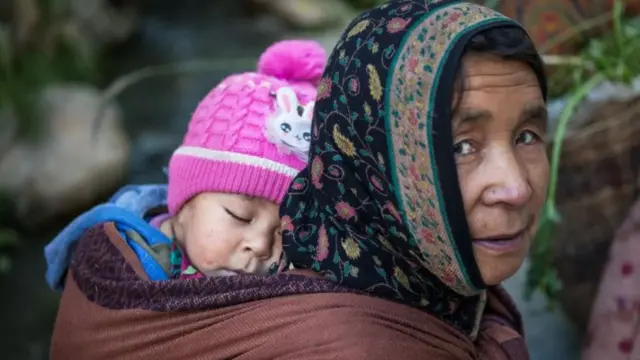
(0, 84, 130, 228)
(68, 0, 140, 46)
(1, 0, 139, 50)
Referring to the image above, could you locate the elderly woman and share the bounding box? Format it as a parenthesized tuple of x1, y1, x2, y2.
(49, 1, 547, 359)
(277, 0, 548, 355)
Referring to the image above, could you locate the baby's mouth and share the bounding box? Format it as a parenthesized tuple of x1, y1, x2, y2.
(207, 269, 240, 277)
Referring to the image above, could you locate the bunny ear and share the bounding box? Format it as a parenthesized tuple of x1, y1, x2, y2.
(275, 87, 299, 113)
(302, 102, 315, 121)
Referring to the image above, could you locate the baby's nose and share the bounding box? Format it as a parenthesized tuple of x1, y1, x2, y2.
(244, 236, 273, 260)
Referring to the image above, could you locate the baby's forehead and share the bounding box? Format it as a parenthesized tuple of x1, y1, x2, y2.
(238, 194, 254, 202)
(218, 194, 254, 202)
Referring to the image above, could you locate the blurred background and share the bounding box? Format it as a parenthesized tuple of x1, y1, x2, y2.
(0, 0, 639, 359)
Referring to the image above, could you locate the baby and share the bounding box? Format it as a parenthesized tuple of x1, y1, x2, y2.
(152, 39, 323, 279)
(44, 39, 325, 288)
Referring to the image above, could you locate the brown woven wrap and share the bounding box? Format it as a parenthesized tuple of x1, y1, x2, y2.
(552, 96, 640, 330)
(50, 223, 529, 359)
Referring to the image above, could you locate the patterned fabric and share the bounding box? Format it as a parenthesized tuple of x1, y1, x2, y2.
(278, 0, 537, 336)
(582, 198, 640, 359)
(169, 242, 205, 279)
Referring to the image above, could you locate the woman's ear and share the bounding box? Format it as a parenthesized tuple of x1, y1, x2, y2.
(275, 87, 299, 113)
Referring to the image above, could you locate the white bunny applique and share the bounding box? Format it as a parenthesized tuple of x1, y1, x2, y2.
(264, 87, 313, 161)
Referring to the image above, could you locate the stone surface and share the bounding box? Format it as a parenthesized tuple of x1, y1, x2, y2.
(69, 0, 140, 45)
(0, 84, 130, 227)
(504, 258, 582, 360)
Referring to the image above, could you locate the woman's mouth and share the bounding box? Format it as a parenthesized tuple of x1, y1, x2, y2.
(472, 220, 533, 253)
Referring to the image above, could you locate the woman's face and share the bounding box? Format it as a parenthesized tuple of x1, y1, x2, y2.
(452, 53, 549, 285)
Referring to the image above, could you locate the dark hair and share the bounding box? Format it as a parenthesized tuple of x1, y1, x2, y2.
(454, 26, 547, 106)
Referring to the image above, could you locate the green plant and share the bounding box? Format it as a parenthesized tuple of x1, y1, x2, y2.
(0, 0, 99, 273)
(0, 0, 98, 141)
(525, 0, 640, 302)
(525, 74, 604, 302)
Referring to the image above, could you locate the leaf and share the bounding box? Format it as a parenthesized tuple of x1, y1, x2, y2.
(343, 261, 352, 277)
(332, 251, 341, 264)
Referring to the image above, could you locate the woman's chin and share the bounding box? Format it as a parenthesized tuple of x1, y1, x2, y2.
(472, 242, 530, 285)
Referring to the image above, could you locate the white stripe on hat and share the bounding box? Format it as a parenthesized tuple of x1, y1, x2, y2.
(173, 146, 300, 177)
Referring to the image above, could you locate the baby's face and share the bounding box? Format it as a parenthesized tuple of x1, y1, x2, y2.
(174, 193, 282, 276)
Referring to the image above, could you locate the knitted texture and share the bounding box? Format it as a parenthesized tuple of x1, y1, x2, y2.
(168, 40, 326, 214)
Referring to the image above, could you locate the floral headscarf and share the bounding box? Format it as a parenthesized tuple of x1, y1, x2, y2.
(279, 0, 543, 336)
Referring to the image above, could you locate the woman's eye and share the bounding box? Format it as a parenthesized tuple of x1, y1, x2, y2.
(453, 140, 475, 156)
(224, 208, 251, 223)
(516, 130, 540, 145)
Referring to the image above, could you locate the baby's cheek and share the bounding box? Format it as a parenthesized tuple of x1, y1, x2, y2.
(184, 234, 226, 270)
(189, 246, 224, 271)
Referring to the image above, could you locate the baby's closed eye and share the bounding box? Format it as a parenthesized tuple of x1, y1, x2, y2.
(224, 207, 252, 223)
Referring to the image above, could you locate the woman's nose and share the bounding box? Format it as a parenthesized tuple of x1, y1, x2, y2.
(481, 149, 532, 207)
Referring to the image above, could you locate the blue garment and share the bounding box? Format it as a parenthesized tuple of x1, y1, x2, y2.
(44, 184, 172, 291)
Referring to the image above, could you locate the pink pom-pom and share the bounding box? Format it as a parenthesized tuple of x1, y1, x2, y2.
(257, 40, 327, 85)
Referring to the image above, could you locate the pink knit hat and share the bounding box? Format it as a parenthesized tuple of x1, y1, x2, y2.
(167, 40, 326, 215)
